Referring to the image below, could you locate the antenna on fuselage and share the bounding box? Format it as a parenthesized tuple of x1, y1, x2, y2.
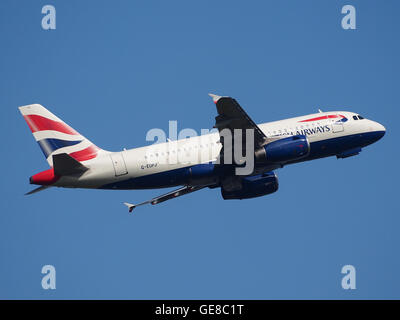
(318, 109, 323, 113)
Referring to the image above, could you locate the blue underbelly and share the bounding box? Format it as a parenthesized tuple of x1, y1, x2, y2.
(99, 131, 384, 190)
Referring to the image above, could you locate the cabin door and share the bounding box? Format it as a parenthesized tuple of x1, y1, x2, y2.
(332, 114, 344, 133)
(110, 153, 128, 176)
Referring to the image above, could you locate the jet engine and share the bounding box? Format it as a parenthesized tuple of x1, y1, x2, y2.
(255, 135, 310, 164)
(221, 172, 279, 200)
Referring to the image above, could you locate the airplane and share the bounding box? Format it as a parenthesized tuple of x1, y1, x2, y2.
(19, 94, 385, 212)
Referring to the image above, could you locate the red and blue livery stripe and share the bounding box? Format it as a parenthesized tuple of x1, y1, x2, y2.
(37, 138, 83, 158)
(23, 113, 100, 162)
(299, 114, 348, 123)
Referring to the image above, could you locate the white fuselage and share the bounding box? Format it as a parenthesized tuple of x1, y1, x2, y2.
(53, 111, 385, 190)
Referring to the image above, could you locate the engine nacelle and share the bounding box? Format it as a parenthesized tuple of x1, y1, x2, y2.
(188, 162, 217, 186)
(256, 135, 310, 164)
(221, 172, 279, 200)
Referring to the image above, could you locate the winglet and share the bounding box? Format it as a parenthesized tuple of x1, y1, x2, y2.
(208, 93, 222, 104)
(123, 202, 136, 213)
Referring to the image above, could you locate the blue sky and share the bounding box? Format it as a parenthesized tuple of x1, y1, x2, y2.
(0, 0, 399, 299)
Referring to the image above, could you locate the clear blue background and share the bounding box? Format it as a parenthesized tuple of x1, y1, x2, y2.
(0, 0, 398, 299)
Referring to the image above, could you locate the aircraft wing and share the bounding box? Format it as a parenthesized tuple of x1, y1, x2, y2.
(209, 93, 269, 148)
(123, 185, 206, 212)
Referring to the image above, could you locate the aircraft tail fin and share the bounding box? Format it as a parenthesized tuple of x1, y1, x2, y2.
(18, 104, 103, 166)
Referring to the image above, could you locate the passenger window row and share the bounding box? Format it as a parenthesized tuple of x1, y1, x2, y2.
(144, 142, 220, 159)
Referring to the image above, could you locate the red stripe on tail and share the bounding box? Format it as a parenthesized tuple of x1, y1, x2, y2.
(24, 114, 79, 135)
(69, 145, 99, 162)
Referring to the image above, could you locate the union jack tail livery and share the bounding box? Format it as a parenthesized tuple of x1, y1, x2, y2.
(19, 104, 103, 166)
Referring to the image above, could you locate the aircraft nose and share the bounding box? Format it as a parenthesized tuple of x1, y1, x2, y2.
(371, 121, 386, 140)
(375, 121, 386, 133)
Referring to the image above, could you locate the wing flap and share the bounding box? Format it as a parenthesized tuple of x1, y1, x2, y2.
(123, 185, 206, 212)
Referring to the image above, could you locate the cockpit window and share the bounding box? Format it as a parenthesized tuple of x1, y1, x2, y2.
(353, 115, 358, 120)
(358, 115, 364, 120)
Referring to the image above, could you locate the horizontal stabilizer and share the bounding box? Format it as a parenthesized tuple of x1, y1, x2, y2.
(53, 153, 89, 176)
(25, 185, 51, 195)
